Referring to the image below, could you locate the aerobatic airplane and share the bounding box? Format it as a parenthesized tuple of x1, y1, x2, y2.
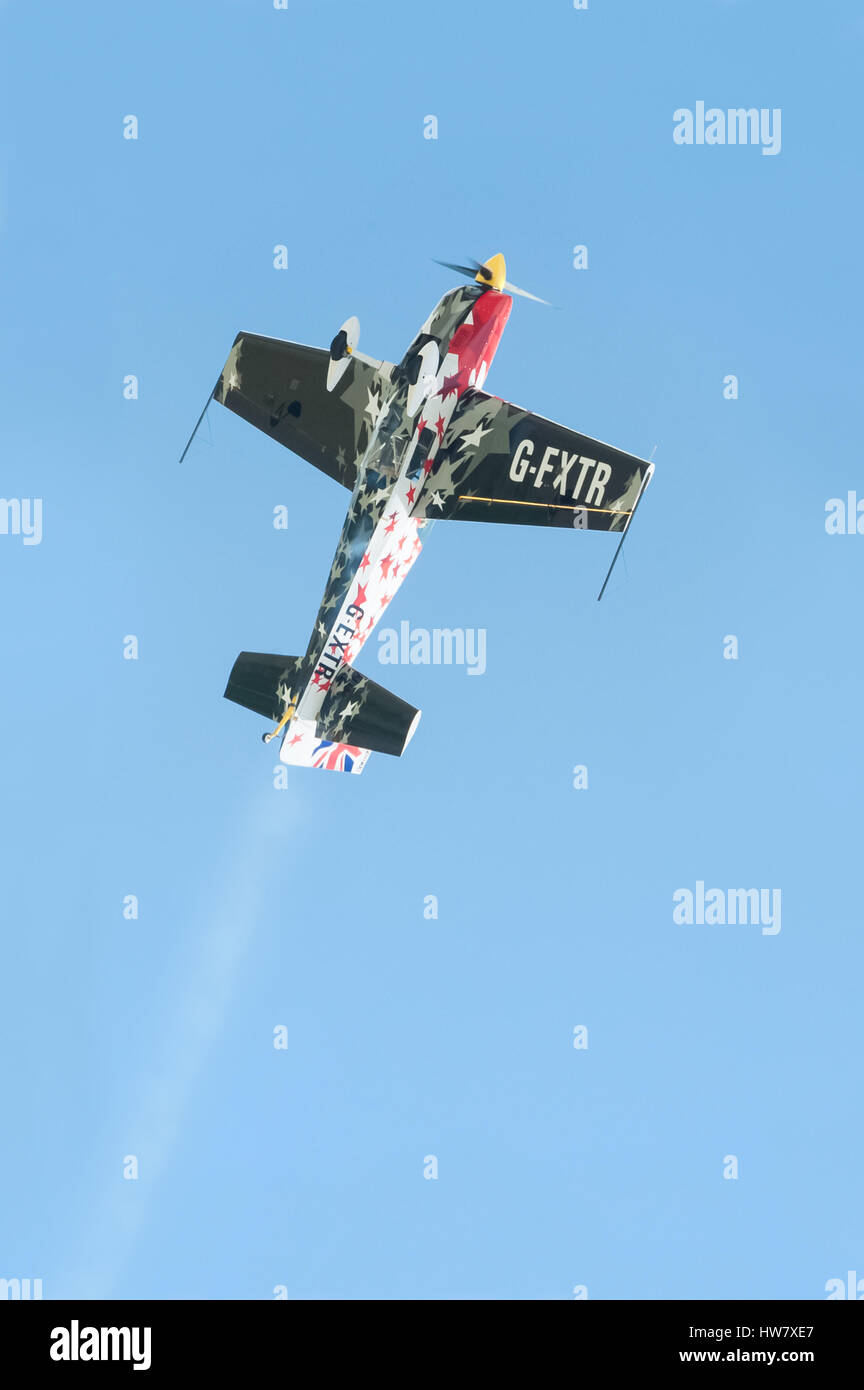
(181, 254, 654, 774)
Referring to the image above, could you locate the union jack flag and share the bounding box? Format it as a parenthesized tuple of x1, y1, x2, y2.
(311, 740, 363, 773)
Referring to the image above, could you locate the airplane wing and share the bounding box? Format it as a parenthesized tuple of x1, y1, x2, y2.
(212, 332, 390, 490)
(415, 387, 653, 531)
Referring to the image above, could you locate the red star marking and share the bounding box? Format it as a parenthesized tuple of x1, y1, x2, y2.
(435, 415, 446, 439)
(441, 373, 461, 398)
(359, 551, 370, 572)
(397, 534, 407, 551)
(385, 512, 398, 534)
(355, 582, 368, 606)
(423, 457, 435, 475)
(288, 733, 304, 747)
(391, 560, 400, 580)
(415, 416, 426, 436)
(380, 553, 393, 578)
(406, 485, 416, 504)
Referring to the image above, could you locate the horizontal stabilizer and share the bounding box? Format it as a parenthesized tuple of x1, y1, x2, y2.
(224, 653, 420, 772)
(224, 652, 307, 722)
(318, 666, 421, 757)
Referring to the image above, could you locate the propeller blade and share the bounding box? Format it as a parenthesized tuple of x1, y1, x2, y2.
(434, 257, 496, 282)
(435, 258, 551, 301)
(503, 279, 551, 305)
(433, 259, 480, 279)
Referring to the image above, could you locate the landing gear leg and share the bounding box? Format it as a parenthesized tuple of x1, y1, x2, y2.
(262, 704, 296, 745)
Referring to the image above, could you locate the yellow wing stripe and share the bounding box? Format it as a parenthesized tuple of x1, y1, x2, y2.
(458, 495, 633, 517)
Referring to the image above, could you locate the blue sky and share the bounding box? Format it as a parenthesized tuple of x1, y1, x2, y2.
(1, 0, 861, 1299)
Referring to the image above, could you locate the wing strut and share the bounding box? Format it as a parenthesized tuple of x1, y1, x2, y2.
(596, 457, 655, 601)
(179, 387, 215, 465)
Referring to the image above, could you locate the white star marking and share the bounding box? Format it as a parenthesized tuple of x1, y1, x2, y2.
(460, 422, 492, 451)
(365, 388, 383, 424)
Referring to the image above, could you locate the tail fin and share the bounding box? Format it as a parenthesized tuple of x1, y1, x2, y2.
(224, 652, 307, 721)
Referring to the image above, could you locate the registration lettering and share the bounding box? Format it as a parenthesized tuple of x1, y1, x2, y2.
(509, 439, 611, 506)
